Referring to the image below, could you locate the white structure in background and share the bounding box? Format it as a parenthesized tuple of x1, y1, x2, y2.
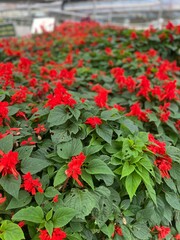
(31, 17, 55, 34)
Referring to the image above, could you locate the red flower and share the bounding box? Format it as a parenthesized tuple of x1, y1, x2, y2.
(126, 102, 149, 122)
(0, 150, 19, 179)
(10, 87, 30, 105)
(175, 234, 180, 240)
(21, 137, 36, 146)
(131, 31, 137, 39)
(152, 226, 170, 239)
(59, 68, 76, 86)
(39, 228, 66, 240)
(113, 104, 126, 111)
(136, 76, 151, 101)
(85, 116, 102, 128)
(154, 155, 172, 178)
(175, 120, 180, 131)
(0, 101, 9, 126)
(53, 195, 59, 203)
(21, 172, 43, 195)
(34, 124, 46, 135)
(112, 225, 123, 238)
(148, 134, 166, 155)
(45, 83, 76, 109)
(65, 152, 86, 187)
(92, 84, 110, 108)
(0, 193, 6, 204)
(16, 111, 28, 121)
(18, 221, 25, 228)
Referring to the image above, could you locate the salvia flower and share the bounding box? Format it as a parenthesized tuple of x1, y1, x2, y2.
(21, 172, 43, 195)
(0, 150, 19, 179)
(34, 124, 46, 135)
(85, 116, 102, 128)
(65, 152, 86, 187)
(154, 155, 172, 178)
(0, 101, 9, 126)
(0, 193, 6, 204)
(152, 226, 170, 239)
(39, 228, 66, 240)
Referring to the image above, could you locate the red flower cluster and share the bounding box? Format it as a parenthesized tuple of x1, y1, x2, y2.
(92, 84, 110, 108)
(0, 193, 6, 204)
(112, 225, 123, 238)
(34, 124, 46, 135)
(45, 82, 76, 109)
(0, 62, 14, 89)
(152, 225, 170, 239)
(148, 134, 172, 178)
(0, 101, 9, 126)
(0, 150, 19, 179)
(59, 68, 76, 86)
(10, 86, 30, 105)
(111, 67, 136, 93)
(159, 102, 171, 122)
(136, 75, 151, 101)
(65, 152, 86, 187)
(39, 228, 66, 240)
(126, 102, 149, 122)
(21, 137, 36, 146)
(21, 172, 43, 195)
(175, 120, 180, 131)
(85, 116, 102, 128)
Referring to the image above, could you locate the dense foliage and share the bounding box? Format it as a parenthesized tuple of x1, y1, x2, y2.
(0, 21, 180, 240)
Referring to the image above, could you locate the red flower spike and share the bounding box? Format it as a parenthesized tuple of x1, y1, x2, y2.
(85, 116, 102, 128)
(21, 137, 36, 146)
(53, 195, 59, 203)
(154, 156, 172, 178)
(152, 226, 170, 239)
(34, 124, 46, 135)
(0, 150, 19, 179)
(39, 228, 66, 240)
(0, 101, 9, 126)
(21, 172, 44, 195)
(65, 152, 86, 187)
(0, 193, 6, 204)
(175, 234, 180, 240)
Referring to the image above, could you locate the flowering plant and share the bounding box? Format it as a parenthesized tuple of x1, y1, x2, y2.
(0, 21, 180, 239)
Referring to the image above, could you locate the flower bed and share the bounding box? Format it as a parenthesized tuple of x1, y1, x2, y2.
(0, 21, 180, 240)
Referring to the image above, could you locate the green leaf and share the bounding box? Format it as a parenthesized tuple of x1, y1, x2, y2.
(8, 106, 19, 116)
(125, 172, 141, 201)
(132, 223, 151, 240)
(53, 207, 76, 227)
(57, 138, 83, 159)
(121, 162, 135, 178)
(96, 124, 113, 144)
(81, 170, 94, 189)
(121, 119, 138, 134)
(86, 159, 114, 175)
(101, 223, 114, 238)
(165, 192, 180, 210)
(16, 146, 34, 161)
(0, 175, 21, 199)
(53, 165, 67, 187)
(83, 145, 103, 156)
(12, 206, 44, 223)
(6, 190, 32, 210)
(45, 221, 54, 237)
(0, 134, 13, 153)
(0, 220, 24, 240)
(44, 187, 60, 198)
(64, 189, 96, 219)
(48, 105, 72, 127)
(101, 109, 120, 121)
(21, 157, 52, 174)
